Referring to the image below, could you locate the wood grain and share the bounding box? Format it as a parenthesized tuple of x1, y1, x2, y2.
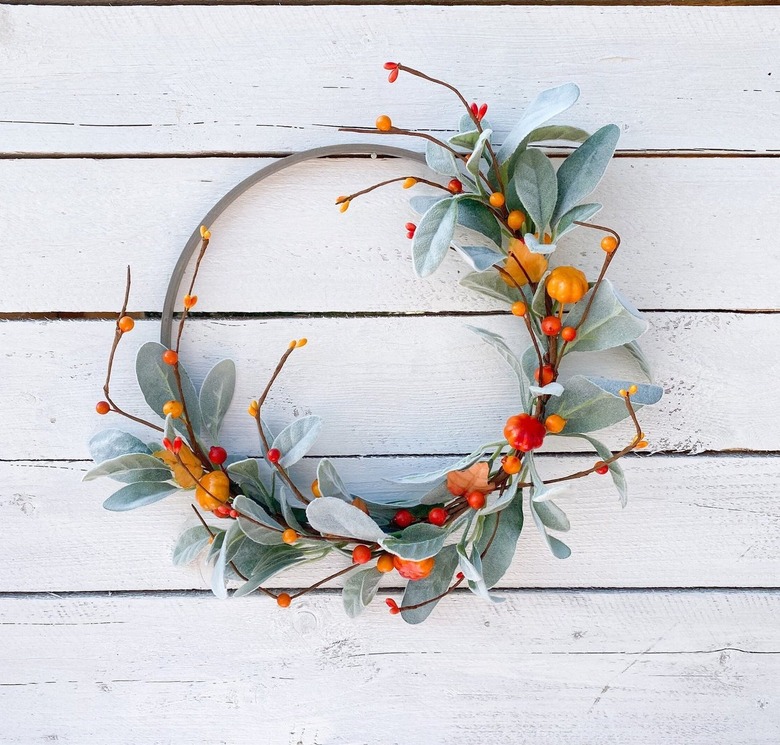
(1, 156, 778, 313)
(0, 6, 776, 154)
(1, 591, 778, 744)
(3, 455, 778, 592)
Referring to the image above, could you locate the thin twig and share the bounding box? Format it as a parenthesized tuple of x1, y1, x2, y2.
(175, 234, 209, 353)
(335, 176, 449, 205)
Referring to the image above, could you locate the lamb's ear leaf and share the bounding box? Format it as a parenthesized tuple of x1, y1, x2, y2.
(456, 197, 502, 249)
(512, 149, 557, 234)
(199, 359, 235, 442)
(563, 433, 628, 507)
(342, 568, 383, 619)
(381, 523, 449, 561)
(102, 481, 178, 512)
(554, 203, 602, 240)
(305, 497, 386, 542)
(425, 139, 460, 177)
(316, 458, 351, 502)
(271, 415, 323, 468)
(412, 198, 458, 277)
(211, 520, 241, 600)
(468, 326, 530, 409)
(476, 492, 524, 587)
(465, 129, 493, 178)
(233, 545, 321, 598)
(460, 269, 525, 305)
(400, 545, 460, 625)
(623, 340, 653, 381)
(525, 124, 590, 145)
(83, 453, 171, 482)
(89, 429, 151, 464)
(172, 526, 212, 566)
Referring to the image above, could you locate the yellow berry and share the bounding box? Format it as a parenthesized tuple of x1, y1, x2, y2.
(311, 479, 322, 498)
(402, 177, 417, 189)
(636, 440, 649, 449)
(376, 554, 395, 573)
(511, 301, 527, 317)
(277, 593, 292, 608)
(296, 338, 308, 348)
(489, 192, 505, 208)
(601, 235, 618, 253)
(200, 225, 211, 240)
(248, 400, 259, 417)
(545, 414, 567, 434)
(282, 529, 298, 545)
(619, 389, 628, 398)
(507, 210, 525, 231)
(162, 400, 184, 418)
(375, 115, 392, 132)
(628, 384, 638, 395)
(118, 316, 135, 333)
(339, 200, 350, 213)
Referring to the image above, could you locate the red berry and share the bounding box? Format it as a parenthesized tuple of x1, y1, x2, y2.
(172, 437, 183, 454)
(393, 509, 415, 529)
(162, 437, 173, 452)
(561, 326, 577, 342)
(595, 461, 609, 475)
(386, 598, 400, 615)
(447, 178, 463, 194)
(267, 448, 281, 464)
(503, 413, 546, 453)
(534, 365, 555, 386)
(387, 68, 399, 83)
(162, 349, 178, 366)
(541, 316, 562, 336)
(470, 102, 478, 117)
(215, 504, 231, 517)
(466, 491, 486, 510)
(209, 446, 227, 465)
(428, 507, 448, 526)
(478, 103, 488, 120)
(229, 509, 238, 518)
(383, 61, 399, 70)
(456, 571, 464, 580)
(95, 401, 110, 415)
(352, 545, 372, 564)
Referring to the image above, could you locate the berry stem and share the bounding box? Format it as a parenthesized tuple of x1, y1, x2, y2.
(289, 562, 359, 600)
(175, 232, 210, 354)
(171, 363, 210, 468)
(338, 125, 463, 160)
(335, 175, 449, 206)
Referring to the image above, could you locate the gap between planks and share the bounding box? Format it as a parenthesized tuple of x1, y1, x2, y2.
(2, 1, 777, 8)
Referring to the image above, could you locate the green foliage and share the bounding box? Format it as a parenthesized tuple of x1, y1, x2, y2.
(456, 198, 502, 249)
(233, 544, 321, 598)
(382, 523, 448, 560)
(199, 359, 235, 442)
(512, 149, 557, 235)
(394, 440, 505, 484)
(412, 198, 458, 277)
(89, 429, 150, 464)
(468, 326, 531, 409)
(83, 453, 172, 484)
(226, 458, 273, 507)
(477, 493, 524, 588)
(555, 203, 602, 240)
(316, 458, 351, 501)
(465, 129, 493, 178)
(400, 545, 459, 625)
(172, 525, 212, 566)
(565, 433, 628, 507)
(271, 415, 323, 468)
(425, 139, 460, 177)
(460, 269, 525, 305)
(103, 481, 179, 512)
(342, 567, 383, 618)
(234, 495, 284, 544)
(305, 497, 386, 542)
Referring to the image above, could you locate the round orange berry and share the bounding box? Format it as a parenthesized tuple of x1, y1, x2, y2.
(502, 455, 521, 474)
(282, 529, 298, 545)
(545, 414, 567, 434)
(162, 349, 178, 366)
(535, 365, 555, 386)
(95, 400, 111, 415)
(376, 554, 395, 573)
(162, 400, 183, 418)
(511, 301, 527, 317)
(352, 545, 372, 564)
(277, 593, 292, 608)
(507, 210, 525, 231)
(601, 235, 618, 253)
(541, 316, 562, 336)
(402, 177, 417, 189)
(375, 115, 392, 132)
(466, 491, 486, 510)
(118, 316, 134, 333)
(489, 192, 505, 209)
(561, 326, 577, 342)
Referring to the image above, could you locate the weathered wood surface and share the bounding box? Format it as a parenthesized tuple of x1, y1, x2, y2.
(0, 6, 777, 154)
(1, 591, 778, 744)
(1, 156, 778, 313)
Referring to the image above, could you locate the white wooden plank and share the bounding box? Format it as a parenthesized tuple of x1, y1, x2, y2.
(2, 455, 778, 592)
(0, 7, 777, 154)
(3, 314, 777, 459)
(1, 156, 778, 313)
(1, 591, 778, 744)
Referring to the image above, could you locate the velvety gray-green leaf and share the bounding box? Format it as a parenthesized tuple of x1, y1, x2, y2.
(342, 567, 383, 618)
(83, 453, 171, 482)
(425, 139, 460, 177)
(199, 359, 235, 442)
(554, 203, 602, 239)
(394, 441, 504, 484)
(233, 495, 284, 531)
(103, 481, 178, 512)
(211, 520, 240, 599)
(564, 433, 627, 507)
(477, 493, 524, 587)
(512, 148, 557, 232)
(89, 429, 151, 464)
(233, 545, 311, 598)
(468, 325, 530, 409)
(382, 523, 448, 560)
(400, 545, 459, 625)
(623, 340, 653, 380)
(316, 458, 351, 501)
(460, 269, 525, 305)
(172, 525, 212, 566)
(466, 129, 492, 177)
(533, 499, 570, 532)
(271, 415, 323, 468)
(525, 125, 590, 145)
(306, 497, 385, 542)
(456, 198, 502, 248)
(412, 198, 458, 277)
(456, 245, 504, 272)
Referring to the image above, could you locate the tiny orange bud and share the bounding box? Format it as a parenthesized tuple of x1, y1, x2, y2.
(628, 384, 638, 395)
(402, 177, 417, 189)
(339, 200, 350, 213)
(311, 479, 322, 498)
(511, 301, 527, 317)
(282, 529, 298, 545)
(636, 439, 649, 449)
(118, 316, 135, 333)
(296, 338, 308, 348)
(200, 225, 211, 240)
(277, 593, 292, 608)
(601, 235, 618, 253)
(288, 340, 297, 350)
(489, 192, 505, 209)
(619, 389, 628, 398)
(183, 294, 198, 309)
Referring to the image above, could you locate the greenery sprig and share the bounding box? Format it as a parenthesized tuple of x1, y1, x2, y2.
(87, 65, 662, 623)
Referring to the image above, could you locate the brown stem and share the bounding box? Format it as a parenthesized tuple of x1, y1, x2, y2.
(494, 264, 532, 307)
(338, 126, 463, 159)
(289, 562, 358, 600)
(175, 235, 209, 353)
(171, 363, 210, 468)
(335, 176, 449, 205)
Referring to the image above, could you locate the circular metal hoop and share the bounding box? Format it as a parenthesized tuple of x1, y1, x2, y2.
(161, 143, 426, 347)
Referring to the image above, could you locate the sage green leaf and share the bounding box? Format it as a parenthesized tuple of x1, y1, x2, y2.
(382, 523, 448, 560)
(533, 499, 570, 532)
(564, 280, 648, 352)
(172, 525, 211, 566)
(525, 124, 590, 145)
(457, 543, 483, 582)
(512, 149, 557, 233)
(477, 493, 524, 587)
(457, 198, 502, 248)
(449, 129, 481, 148)
(342, 567, 383, 618)
(89, 429, 150, 464)
(233, 544, 308, 598)
(623, 340, 653, 380)
(410, 195, 446, 214)
(279, 487, 305, 532)
(412, 198, 458, 277)
(306, 497, 385, 542)
(468, 326, 530, 409)
(206, 529, 226, 561)
(553, 124, 620, 224)
(523, 232, 556, 255)
(460, 269, 525, 305)
(211, 520, 240, 599)
(425, 139, 459, 176)
(456, 245, 504, 272)
(482, 476, 519, 516)
(164, 413, 175, 444)
(271, 415, 323, 468)
(234, 495, 284, 532)
(418, 481, 451, 506)
(199, 359, 235, 442)
(554, 203, 602, 240)
(135, 341, 202, 439)
(394, 441, 505, 484)
(316, 458, 351, 501)
(103, 481, 178, 512)
(552, 376, 663, 433)
(466, 129, 493, 178)
(83, 453, 172, 482)
(496, 83, 580, 163)
(400, 545, 459, 625)
(530, 499, 571, 559)
(564, 433, 627, 507)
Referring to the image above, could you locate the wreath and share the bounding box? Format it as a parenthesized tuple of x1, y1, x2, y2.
(87, 63, 662, 624)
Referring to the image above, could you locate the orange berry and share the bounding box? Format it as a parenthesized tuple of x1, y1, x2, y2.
(489, 192, 505, 209)
(200, 225, 211, 240)
(636, 439, 649, 449)
(507, 210, 525, 231)
(311, 479, 322, 498)
(183, 294, 198, 309)
(162, 400, 184, 418)
(619, 389, 628, 398)
(502, 455, 521, 474)
(162, 349, 178, 366)
(511, 301, 527, 317)
(545, 414, 567, 434)
(628, 384, 638, 395)
(561, 326, 577, 342)
(248, 401, 259, 418)
(376, 554, 395, 573)
(535, 365, 555, 386)
(601, 235, 618, 253)
(118, 316, 134, 333)
(352, 545, 372, 564)
(282, 529, 298, 545)
(277, 593, 292, 608)
(402, 177, 417, 189)
(541, 316, 562, 336)
(447, 178, 463, 194)
(339, 200, 350, 213)
(95, 400, 111, 415)
(375, 115, 392, 132)
(466, 491, 486, 510)
(296, 338, 308, 348)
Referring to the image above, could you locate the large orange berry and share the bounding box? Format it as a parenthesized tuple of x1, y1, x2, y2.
(277, 593, 292, 608)
(546, 266, 589, 305)
(500, 238, 548, 288)
(195, 470, 230, 512)
(507, 210, 525, 231)
(282, 529, 298, 545)
(489, 192, 505, 208)
(118, 315, 135, 333)
(466, 491, 486, 510)
(561, 326, 577, 342)
(502, 455, 521, 474)
(154, 443, 203, 488)
(95, 401, 111, 415)
(427, 507, 448, 526)
(545, 414, 567, 434)
(393, 555, 436, 581)
(534, 365, 555, 386)
(352, 545, 372, 564)
(601, 235, 618, 253)
(162, 349, 178, 366)
(376, 553, 395, 573)
(541, 316, 562, 336)
(503, 413, 546, 452)
(162, 400, 184, 418)
(376, 115, 392, 132)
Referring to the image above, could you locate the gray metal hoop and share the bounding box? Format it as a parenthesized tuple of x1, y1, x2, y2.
(161, 144, 426, 347)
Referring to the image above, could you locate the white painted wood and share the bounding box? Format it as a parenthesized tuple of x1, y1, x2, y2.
(1, 156, 778, 313)
(3, 314, 776, 459)
(1, 591, 778, 744)
(0, 7, 777, 154)
(2, 455, 778, 592)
